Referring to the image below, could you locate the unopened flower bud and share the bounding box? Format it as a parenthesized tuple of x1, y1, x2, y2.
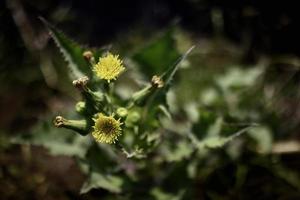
(53, 116, 88, 136)
(116, 107, 128, 118)
(130, 75, 165, 106)
(151, 75, 164, 88)
(75, 101, 86, 114)
(72, 76, 105, 114)
(72, 76, 89, 90)
(83, 51, 93, 61)
(53, 116, 65, 127)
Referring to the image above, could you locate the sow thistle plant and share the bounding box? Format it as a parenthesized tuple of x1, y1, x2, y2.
(18, 18, 275, 198)
(53, 46, 183, 151)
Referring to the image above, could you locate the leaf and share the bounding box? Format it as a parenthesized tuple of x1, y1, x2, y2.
(190, 126, 253, 150)
(248, 126, 273, 153)
(80, 172, 124, 194)
(133, 46, 195, 149)
(151, 188, 185, 200)
(147, 45, 195, 107)
(130, 46, 194, 108)
(11, 118, 90, 158)
(40, 17, 92, 79)
(271, 164, 300, 190)
(133, 30, 181, 76)
(161, 140, 194, 162)
(161, 45, 195, 87)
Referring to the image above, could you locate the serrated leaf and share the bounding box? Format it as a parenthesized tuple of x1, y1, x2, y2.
(145, 46, 195, 117)
(80, 172, 124, 194)
(161, 45, 195, 87)
(40, 18, 92, 79)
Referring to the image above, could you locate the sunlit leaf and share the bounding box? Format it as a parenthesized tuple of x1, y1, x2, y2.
(11, 119, 90, 157)
(190, 126, 253, 150)
(80, 172, 124, 194)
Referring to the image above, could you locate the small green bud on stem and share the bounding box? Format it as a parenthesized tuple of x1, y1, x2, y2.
(116, 107, 128, 118)
(72, 76, 105, 113)
(75, 101, 86, 114)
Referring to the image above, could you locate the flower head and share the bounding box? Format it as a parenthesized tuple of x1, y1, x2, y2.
(93, 53, 125, 82)
(92, 113, 123, 144)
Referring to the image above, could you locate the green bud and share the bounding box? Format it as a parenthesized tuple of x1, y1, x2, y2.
(116, 107, 128, 118)
(72, 77, 105, 113)
(75, 101, 86, 114)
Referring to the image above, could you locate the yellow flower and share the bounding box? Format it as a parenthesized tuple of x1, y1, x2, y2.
(93, 53, 125, 82)
(92, 113, 123, 144)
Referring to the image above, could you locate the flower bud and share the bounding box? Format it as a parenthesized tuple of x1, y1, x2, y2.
(75, 101, 86, 114)
(83, 51, 93, 61)
(72, 76, 89, 90)
(116, 107, 128, 118)
(151, 75, 164, 88)
(72, 76, 105, 113)
(130, 75, 165, 106)
(53, 116, 88, 136)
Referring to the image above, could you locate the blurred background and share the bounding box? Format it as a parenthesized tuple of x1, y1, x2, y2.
(1, 0, 300, 199)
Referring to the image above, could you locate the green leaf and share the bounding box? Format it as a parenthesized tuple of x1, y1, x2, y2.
(271, 164, 300, 190)
(11, 118, 90, 158)
(40, 17, 92, 79)
(248, 126, 273, 153)
(129, 46, 194, 108)
(151, 188, 185, 200)
(190, 126, 253, 150)
(130, 46, 195, 151)
(80, 172, 124, 194)
(145, 46, 195, 118)
(160, 140, 194, 162)
(133, 30, 181, 76)
(161, 45, 195, 87)
(148, 46, 195, 106)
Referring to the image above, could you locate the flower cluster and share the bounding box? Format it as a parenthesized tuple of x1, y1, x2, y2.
(54, 52, 126, 144)
(54, 50, 168, 146)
